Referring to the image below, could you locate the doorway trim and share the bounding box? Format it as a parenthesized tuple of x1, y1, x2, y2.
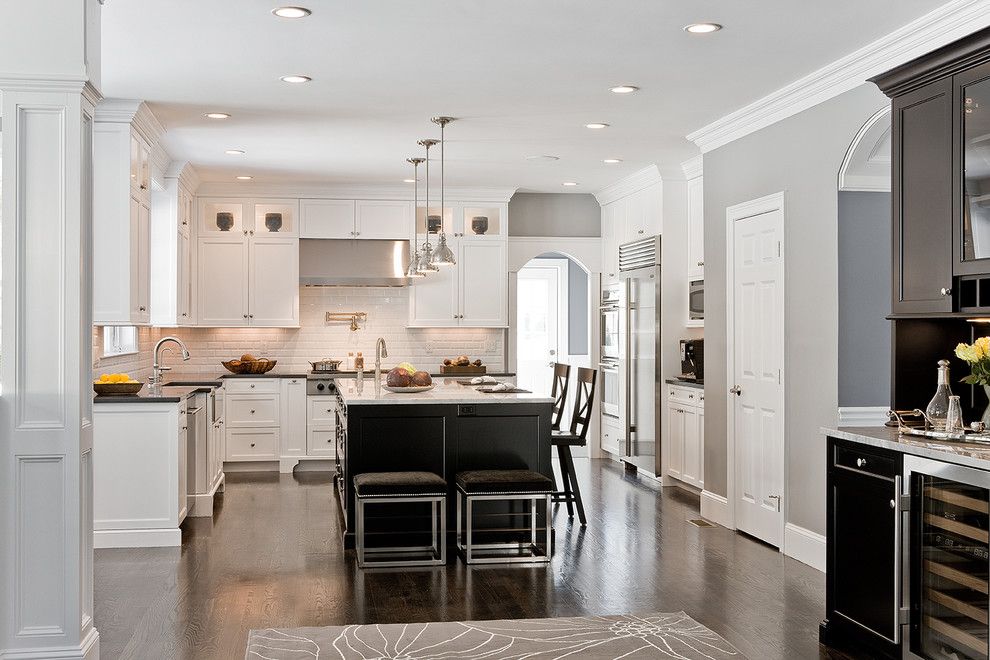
(724, 191, 786, 548)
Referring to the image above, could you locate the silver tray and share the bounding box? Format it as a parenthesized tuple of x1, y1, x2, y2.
(888, 409, 990, 444)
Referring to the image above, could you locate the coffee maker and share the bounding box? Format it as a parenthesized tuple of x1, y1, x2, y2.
(679, 339, 704, 383)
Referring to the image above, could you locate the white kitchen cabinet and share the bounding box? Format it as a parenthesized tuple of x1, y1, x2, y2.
(622, 183, 662, 242)
(306, 395, 337, 459)
(408, 262, 458, 326)
(249, 237, 300, 326)
(459, 241, 507, 326)
(687, 176, 705, 279)
(226, 381, 280, 462)
(198, 236, 250, 326)
(665, 384, 704, 489)
(151, 178, 194, 326)
(601, 202, 621, 284)
(300, 199, 356, 238)
(279, 378, 307, 462)
(356, 200, 412, 239)
(226, 428, 279, 461)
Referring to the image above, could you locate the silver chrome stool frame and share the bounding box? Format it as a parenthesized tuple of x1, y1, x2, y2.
(355, 492, 447, 568)
(456, 488, 552, 564)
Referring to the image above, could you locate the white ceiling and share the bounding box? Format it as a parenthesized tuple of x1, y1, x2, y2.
(100, 0, 946, 193)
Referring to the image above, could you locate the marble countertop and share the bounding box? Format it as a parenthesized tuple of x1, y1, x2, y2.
(336, 377, 552, 405)
(93, 384, 211, 404)
(664, 378, 703, 390)
(823, 426, 990, 471)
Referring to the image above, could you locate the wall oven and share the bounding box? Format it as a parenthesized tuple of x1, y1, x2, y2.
(599, 359, 620, 419)
(600, 284, 621, 361)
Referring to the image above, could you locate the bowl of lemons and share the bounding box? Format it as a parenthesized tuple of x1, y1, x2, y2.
(93, 373, 143, 396)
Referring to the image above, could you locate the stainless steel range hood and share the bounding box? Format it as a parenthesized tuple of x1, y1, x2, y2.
(299, 239, 410, 287)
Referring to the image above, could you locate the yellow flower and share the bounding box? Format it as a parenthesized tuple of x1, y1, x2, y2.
(976, 336, 990, 359)
(957, 342, 979, 363)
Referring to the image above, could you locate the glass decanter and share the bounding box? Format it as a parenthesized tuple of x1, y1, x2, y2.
(926, 359, 953, 431)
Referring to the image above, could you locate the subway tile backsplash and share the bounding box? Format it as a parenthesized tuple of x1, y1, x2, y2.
(93, 286, 505, 380)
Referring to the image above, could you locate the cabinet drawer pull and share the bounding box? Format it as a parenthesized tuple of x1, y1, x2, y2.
(250, 409, 255, 414)
(327, 409, 332, 413)
(638, 229, 644, 234)
(688, 394, 694, 399)
(941, 287, 952, 296)
(139, 306, 146, 312)
(250, 384, 255, 388)
(890, 499, 896, 509)
(250, 443, 255, 448)
(856, 457, 867, 468)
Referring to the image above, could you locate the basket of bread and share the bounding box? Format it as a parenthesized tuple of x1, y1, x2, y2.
(93, 373, 144, 396)
(439, 355, 486, 375)
(222, 354, 278, 375)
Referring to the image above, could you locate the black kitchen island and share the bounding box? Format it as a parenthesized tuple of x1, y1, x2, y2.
(333, 377, 555, 550)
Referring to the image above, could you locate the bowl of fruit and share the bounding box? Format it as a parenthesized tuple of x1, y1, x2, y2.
(383, 362, 434, 393)
(222, 354, 278, 375)
(93, 373, 143, 396)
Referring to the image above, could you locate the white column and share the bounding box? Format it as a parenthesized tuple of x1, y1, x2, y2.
(1, 2, 102, 658)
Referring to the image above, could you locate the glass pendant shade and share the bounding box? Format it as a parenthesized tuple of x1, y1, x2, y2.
(406, 247, 425, 278)
(430, 232, 456, 266)
(418, 243, 439, 273)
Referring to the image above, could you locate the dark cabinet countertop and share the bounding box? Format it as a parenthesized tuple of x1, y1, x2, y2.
(823, 426, 990, 471)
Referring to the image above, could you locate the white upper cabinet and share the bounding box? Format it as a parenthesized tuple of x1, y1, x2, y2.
(601, 202, 621, 284)
(686, 176, 705, 279)
(198, 236, 250, 326)
(459, 241, 507, 326)
(300, 199, 356, 238)
(621, 183, 662, 243)
(355, 200, 412, 239)
(408, 259, 458, 326)
(252, 199, 298, 236)
(93, 110, 154, 325)
(248, 237, 299, 326)
(151, 178, 194, 326)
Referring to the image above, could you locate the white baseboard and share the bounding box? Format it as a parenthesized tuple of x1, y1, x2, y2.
(784, 523, 826, 572)
(94, 527, 181, 548)
(837, 406, 889, 426)
(0, 628, 100, 660)
(187, 473, 224, 517)
(700, 490, 732, 528)
(223, 460, 279, 473)
(279, 457, 335, 473)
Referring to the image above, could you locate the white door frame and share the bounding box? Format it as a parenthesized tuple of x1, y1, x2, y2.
(725, 191, 786, 548)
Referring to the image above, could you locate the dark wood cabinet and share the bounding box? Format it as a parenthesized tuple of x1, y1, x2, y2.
(823, 438, 902, 659)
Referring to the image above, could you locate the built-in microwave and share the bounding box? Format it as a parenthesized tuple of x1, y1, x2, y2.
(689, 279, 704, 321)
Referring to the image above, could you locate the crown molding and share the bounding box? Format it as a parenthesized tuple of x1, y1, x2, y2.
(195, 180, 517, 202)
(686, 0, 990, 153)
(94, 98, 166, 147)
(594, 165, 662, 206)
(681, 156, 703, 180)
(165, 161, 203, 194)
(0, 73, 90, 93)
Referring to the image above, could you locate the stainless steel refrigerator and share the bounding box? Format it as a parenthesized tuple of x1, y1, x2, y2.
(617, 237, 660, 475)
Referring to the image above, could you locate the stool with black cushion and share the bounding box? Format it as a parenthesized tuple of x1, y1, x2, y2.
(455, 469, 553, 564)
(353, 471, 447, 568)
(552, 366, 596, 526)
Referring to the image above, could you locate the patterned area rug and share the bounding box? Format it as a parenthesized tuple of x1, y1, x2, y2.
(245, 611, 744, 659)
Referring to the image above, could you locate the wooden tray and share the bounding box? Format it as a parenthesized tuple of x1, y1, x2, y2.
(440, 364, 486, 375)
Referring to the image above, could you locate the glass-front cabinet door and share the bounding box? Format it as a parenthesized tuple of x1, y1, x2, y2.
(960, 70, 990, 264)
(909, 456, 990, 660)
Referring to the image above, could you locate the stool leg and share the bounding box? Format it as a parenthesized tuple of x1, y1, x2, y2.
(556, 445, 575, 517)
(544, 494, 552, 558)
(431, 499, 437, 554)
(466, 497, 473, 564)
(356, 498, 365, 568)
(562, 446, 586, 526)
(439, 497, 447, 565)
(456, 490, 462, 552)
(530, 497, 537, 547)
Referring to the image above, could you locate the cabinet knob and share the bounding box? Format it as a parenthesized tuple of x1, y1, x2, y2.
(250, 230, 255, 235)
(327, 438, 332, 443)
(243, 314, 248, 318)
(856, 457, 866, 468)
(249, 314, 253, 318)
(638, 229, 644, 234)
(244, 230, 248, 236)
(327, 409, 332, 413)
(889, 499, 896, 510)
(688, 394, 694, 399)
(181, 313, 187, 317)
(250, 443, 255, 448)
(182, 220, 188, 225)
(940, 287, 952, 296)
(697, 261, 704, 267)
(139, 306, 146, 311)
(355, 231, 360, 236)
(250, 384, 255, 388)
(250, 409, 255, 414)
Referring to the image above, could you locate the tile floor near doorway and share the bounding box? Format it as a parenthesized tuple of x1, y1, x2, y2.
(94, 459, 831, 660)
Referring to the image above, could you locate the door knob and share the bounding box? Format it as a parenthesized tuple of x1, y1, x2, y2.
(729, 385, 741, 396)
(549, 350, 556, 355)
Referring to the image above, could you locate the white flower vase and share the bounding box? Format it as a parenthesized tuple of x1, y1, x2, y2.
(983, 385, 990, 427)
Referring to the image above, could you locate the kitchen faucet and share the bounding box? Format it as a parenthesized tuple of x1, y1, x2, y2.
(150, 335, 191, 386)
(375, 337, 388, 383)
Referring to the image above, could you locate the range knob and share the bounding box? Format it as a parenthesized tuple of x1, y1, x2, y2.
(316, 383, 326, 391)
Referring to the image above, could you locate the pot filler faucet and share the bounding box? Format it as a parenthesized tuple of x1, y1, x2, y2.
(375, 337, 388, 383)
(150, 335, 191, 386)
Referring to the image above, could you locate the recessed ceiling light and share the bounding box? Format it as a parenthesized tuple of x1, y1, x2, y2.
(562, 182, 579, 187)
(585, 123, 609, 129)
(684, 22, 722, 34)
(403, 178, 416, 183)
(525, 155, 560, 161)
(271, 6, 311, 18)
(280, 75, 312, 84)
(236, 175, 253, 180)
(225, 149, 245, 155)
(205, 112, 230, 120)
(604, 158, 623, 164)
(610, 85, 639, 94)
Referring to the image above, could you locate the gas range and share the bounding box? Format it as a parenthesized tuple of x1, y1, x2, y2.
(306, 373, 338, 395)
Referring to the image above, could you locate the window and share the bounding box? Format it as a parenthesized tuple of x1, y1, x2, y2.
(102, 326, 138, 357)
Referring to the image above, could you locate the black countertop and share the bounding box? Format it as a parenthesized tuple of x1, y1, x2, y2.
(93, 384, 213, 404)
(664, 378, 703, 390)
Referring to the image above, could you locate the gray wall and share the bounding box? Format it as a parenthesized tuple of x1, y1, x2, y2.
(703, 83, 888, 535)
(536, 253, 589, 355)
(509, 193, 601, 237)
(838, 191, 891, 407)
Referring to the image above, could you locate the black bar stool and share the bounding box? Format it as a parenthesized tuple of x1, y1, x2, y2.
(550, 362, 571, 432)
(552, 367, 596, 526)
(353, 471, 447, 568)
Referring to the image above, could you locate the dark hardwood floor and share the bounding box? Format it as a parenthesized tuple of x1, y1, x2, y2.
(95, 459, 845, 659)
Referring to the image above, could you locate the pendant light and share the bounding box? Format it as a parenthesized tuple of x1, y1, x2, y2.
(405, 157, 425, 278)
(429, 116, 457, 267)
(416, 139, 440, 274)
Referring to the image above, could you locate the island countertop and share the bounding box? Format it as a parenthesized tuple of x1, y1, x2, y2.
(823, 426, 990, 471)
(335, 377, 553, 405)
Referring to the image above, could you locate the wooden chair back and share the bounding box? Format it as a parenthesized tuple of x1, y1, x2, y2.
(567, 367, 597, 440)
(550, 362, 571, 431)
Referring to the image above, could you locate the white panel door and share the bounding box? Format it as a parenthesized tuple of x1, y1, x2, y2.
(731, 206, 784, 548)
(249, 237, 299, 326)
(687, 177, 705, 278)
(459, 241, 507, 326)
(299, 199, 356, 238)
(516, 264, 561, 396)
(601, 203, 620, 284)
(409, 264, 458, 326)
(682, 407, 701, 487)
(355, 200, 412, 239)
(198, 236, 249, 326)
(177, 229, 192, 324)
(279, 378, 307, 458)
(667, 406, 684, 481)
(135, 200, 152, 323)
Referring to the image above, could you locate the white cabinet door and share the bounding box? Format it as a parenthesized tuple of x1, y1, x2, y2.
(687, 177, 705, 278)
(198, 236, 249, 326)
(667, 406, 684, 481)
(225, 428, 278, 461)
(355, 200, 412, 239)
(135, 200, 152, 323)
(682, 407, 701, 487)
(623, 190, 647, 243)
(697, 408, 704, 488)
(178, 409, 188, 520)
(601, 203, 620, 284)
(408, 262, 458, 326)
(280, 378, 307, 458)
(248, 237, 299, 326)
(459, 241, 507, 327)
(177, 230, 192, 324)
(299, 199, 356, 238)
